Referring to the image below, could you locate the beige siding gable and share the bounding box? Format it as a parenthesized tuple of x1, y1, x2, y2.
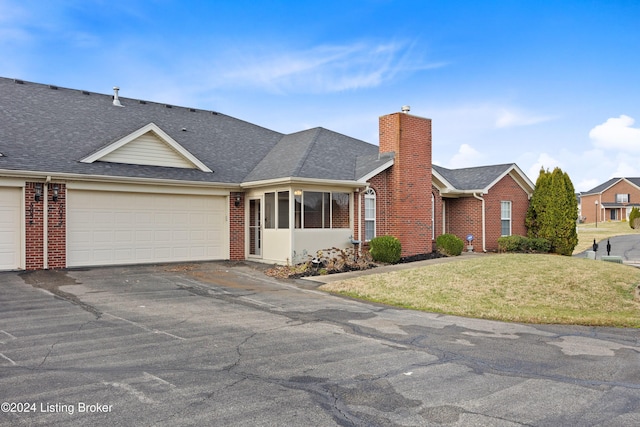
(100, 131, 195, 168)
(80, 123, 212, 172)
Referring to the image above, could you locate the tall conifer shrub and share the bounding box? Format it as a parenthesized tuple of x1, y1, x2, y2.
(526, 167, 578, 255)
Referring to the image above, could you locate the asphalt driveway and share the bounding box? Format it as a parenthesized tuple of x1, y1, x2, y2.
(594, 235, 640, 266)
(1, 261, 639, 426)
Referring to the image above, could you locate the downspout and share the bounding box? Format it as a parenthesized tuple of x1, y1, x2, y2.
(473, 193, 487, 252)
(358, 189, 363, 254)
(43, 176, 50, 269)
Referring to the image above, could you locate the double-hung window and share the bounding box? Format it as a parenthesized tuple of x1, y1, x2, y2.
(616, 194, 630, 203)
(501, 201, 512, 236)
(364, 188, 376, 241)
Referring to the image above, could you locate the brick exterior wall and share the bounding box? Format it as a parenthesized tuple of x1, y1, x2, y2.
(229, 192, 245, 261)
(581, 180, 640, 224)
(483, 174, 529, 250)
(377, 112, 433, 256)
(362, 170, 392, 239)
(24, 181, 67, 269)
(444, 196, 483, 248)
(47, 183, 66, 269)
(580, 194, 601, 224)
(25, 182, 44, 270)
(444, 174, 530, 251)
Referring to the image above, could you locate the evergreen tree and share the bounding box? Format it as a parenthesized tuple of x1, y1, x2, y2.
(526, 167, 578, 255)
(629, 207, 640, 229)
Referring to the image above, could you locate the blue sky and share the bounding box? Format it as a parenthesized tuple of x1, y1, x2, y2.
(1, 0, 639, 191)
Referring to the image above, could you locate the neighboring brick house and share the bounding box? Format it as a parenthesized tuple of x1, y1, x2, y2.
(433, 163, 533, 252)
(0, 77, 534, 271)
(580, 178, 640, 224)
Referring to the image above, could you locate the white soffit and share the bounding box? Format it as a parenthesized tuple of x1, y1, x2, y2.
(80, 123, 212, 172)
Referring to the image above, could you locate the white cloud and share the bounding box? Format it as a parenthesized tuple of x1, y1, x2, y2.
(527, 152, 561, 183)
(576, 178, 600, 193)
(610, 160, 640, 178)
(495, 108, 555, 129)
(589, 115, 640, 152)
(448, 144, 486, 169)
(208, 40, 446, 94)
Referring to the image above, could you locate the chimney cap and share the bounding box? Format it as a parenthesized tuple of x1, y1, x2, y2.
(401, 105, 410, 113)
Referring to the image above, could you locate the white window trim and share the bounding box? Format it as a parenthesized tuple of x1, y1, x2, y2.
(364, 188, 376, 241)
(501, 201, 512, 236)
(431, 193, 435, 240)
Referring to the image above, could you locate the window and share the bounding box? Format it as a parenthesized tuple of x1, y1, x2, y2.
(265, 191, 290, 229)
(332, 192, 350, 228)
(501, 201, 511, 236)
(431, 193, 435, 240)
(294, 191, 351, 229)
(278, 191, 289, 229)
(303, 191, 327, 228)
(265, 192, 275, 229)
(364, 188, 376, 241)
(616, 193, 630, 203)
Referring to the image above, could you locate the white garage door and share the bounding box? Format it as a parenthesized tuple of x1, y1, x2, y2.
(67, 190, 227, 267)
(0, 187, 22, 270)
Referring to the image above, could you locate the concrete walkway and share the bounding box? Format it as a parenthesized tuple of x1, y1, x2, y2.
(303, 251, 488, 284)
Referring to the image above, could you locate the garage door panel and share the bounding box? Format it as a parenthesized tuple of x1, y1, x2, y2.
(135, 230, 153, 242)
(114, 248, 134, 262)
(67, 190, 228, 267)
(114, 230, 133, 243)
(0, 188, 22, 270)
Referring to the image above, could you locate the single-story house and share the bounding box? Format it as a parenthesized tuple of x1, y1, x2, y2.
(0, 77, 534, 271)
(579, 178, 640, 224)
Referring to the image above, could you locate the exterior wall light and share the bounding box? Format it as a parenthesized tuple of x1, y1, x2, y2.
(234, 195, 241, 207)
(52, 185, 59, 202)
(34, 183, 42, 201)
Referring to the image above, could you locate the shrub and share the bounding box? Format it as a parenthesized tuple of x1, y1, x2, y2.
(369, 236, 402, 264)
(528, 237, 551, 252)
(436, 233, 464, 256)
(498, 235, 527, 252)
(498, 235, 551, 253)
(629, 207, 640, 229)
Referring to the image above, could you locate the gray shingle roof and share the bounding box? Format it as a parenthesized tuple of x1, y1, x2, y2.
(1, 77, 530, 191)
(0, 78, 285, 183)
(433, 163, 515, 191)
(0, 77, 381, 185)
(244, 127, 380, 182)
(582, 178, 640, 195)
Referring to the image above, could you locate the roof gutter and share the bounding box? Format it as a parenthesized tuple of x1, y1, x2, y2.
(0, 169, 241, 190)
(241, 176, 367, 190)
(473, 192, 487, 252)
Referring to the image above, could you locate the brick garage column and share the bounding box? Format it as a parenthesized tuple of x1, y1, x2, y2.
(25, 182, 44, 270)
(47, 183, 66, 269)
(229, 192, 245, 261)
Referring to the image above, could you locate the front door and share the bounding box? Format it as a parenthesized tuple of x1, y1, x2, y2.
(249, 198, 261, 256)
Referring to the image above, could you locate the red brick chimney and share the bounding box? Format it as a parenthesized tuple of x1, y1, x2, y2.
(379, 108, 433, 256)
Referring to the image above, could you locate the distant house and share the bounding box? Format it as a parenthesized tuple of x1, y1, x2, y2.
(0, 77, 534, 271)
(580, 178, 640, 224)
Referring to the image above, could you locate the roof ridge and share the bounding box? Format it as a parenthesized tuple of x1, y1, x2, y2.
(291, 128, 323, 176)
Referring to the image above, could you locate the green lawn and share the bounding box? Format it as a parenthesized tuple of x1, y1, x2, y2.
(320, 253, 640, 327)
